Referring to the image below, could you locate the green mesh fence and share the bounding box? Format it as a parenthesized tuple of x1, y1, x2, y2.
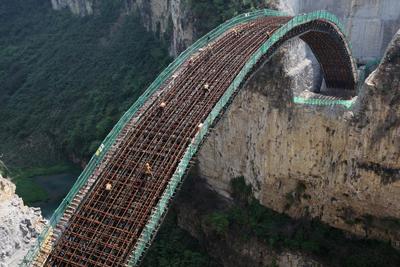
(293, 96, 355, 108)
(22, 8, 356, 267)
(127, 10, 356, 266)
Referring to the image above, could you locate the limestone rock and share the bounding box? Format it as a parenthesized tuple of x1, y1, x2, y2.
(125, 0, 194, 57)
(50, 0, 93, 16)
(0, 176, 45, 266)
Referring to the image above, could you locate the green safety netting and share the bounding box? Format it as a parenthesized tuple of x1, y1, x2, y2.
(21, 9, 357, 267)
(293, 96, 355, 108)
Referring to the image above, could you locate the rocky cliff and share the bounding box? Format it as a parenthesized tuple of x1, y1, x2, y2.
(0, 176, 45, 267)
(197, 29, 400, 244)
(125, 0, 194, 57)
(50, 0, 194, 56)
(51, 0, 93, 16)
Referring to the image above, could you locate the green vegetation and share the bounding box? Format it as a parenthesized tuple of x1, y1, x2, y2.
(206, 212, 230, 236)
(230, 175, 252, 203)
(142, 210, 221, 267)
(0, 0, 171, 168)
(11, 163, 80, 205)
(284, 181, 307, 210)
(355, 214, 400, 234)
(208, 177, 400, 267)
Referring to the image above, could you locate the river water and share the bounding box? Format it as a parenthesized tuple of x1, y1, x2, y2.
(31, 173, 78, 218)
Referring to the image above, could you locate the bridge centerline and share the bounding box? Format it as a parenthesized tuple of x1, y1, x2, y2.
(21, 10, 357, 267)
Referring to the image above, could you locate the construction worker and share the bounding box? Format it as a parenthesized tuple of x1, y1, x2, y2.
(207, 44, 214, 55)
(203, 83, 210, 93)
(233, 28, 239, 37)
(144, 163, 153, 177)
(159, 101, 166, 111)
(105, 182, 112, 191)
(156, 101, 166, 116)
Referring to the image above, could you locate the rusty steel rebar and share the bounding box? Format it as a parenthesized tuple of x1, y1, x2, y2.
(43, 16, 355, 267)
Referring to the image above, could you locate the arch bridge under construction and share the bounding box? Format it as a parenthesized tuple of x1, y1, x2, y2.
(22, 9, 358, 267)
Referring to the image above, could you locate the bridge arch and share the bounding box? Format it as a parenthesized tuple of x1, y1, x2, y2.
(22, 10, 358, 267)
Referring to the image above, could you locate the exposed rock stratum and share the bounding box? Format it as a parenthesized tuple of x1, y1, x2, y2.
(0, 176, 45, 267)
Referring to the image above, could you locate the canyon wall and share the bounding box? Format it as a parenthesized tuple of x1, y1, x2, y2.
(50, 0, 93, 16)
(124, 0, 194, 57)
(50, 0, 194, 56)
(197, 29, 400, 243)
(0, 176, 45, 267)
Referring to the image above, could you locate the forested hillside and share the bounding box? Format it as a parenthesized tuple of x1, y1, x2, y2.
(0, 0, 271, 169)
(0, 0, 171, 169)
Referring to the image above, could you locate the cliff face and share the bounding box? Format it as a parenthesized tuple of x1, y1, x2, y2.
(50, 0, 194, 56)
(197, 30, 400, 243)
(50, 0, 93, 16)
(0, 176, 45, 267)
(125, 0, 194, 57)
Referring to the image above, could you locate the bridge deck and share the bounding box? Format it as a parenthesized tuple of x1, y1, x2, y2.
(44, 16, 291, 266)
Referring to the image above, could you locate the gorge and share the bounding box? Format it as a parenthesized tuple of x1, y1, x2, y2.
(0, 0, 399, 266)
